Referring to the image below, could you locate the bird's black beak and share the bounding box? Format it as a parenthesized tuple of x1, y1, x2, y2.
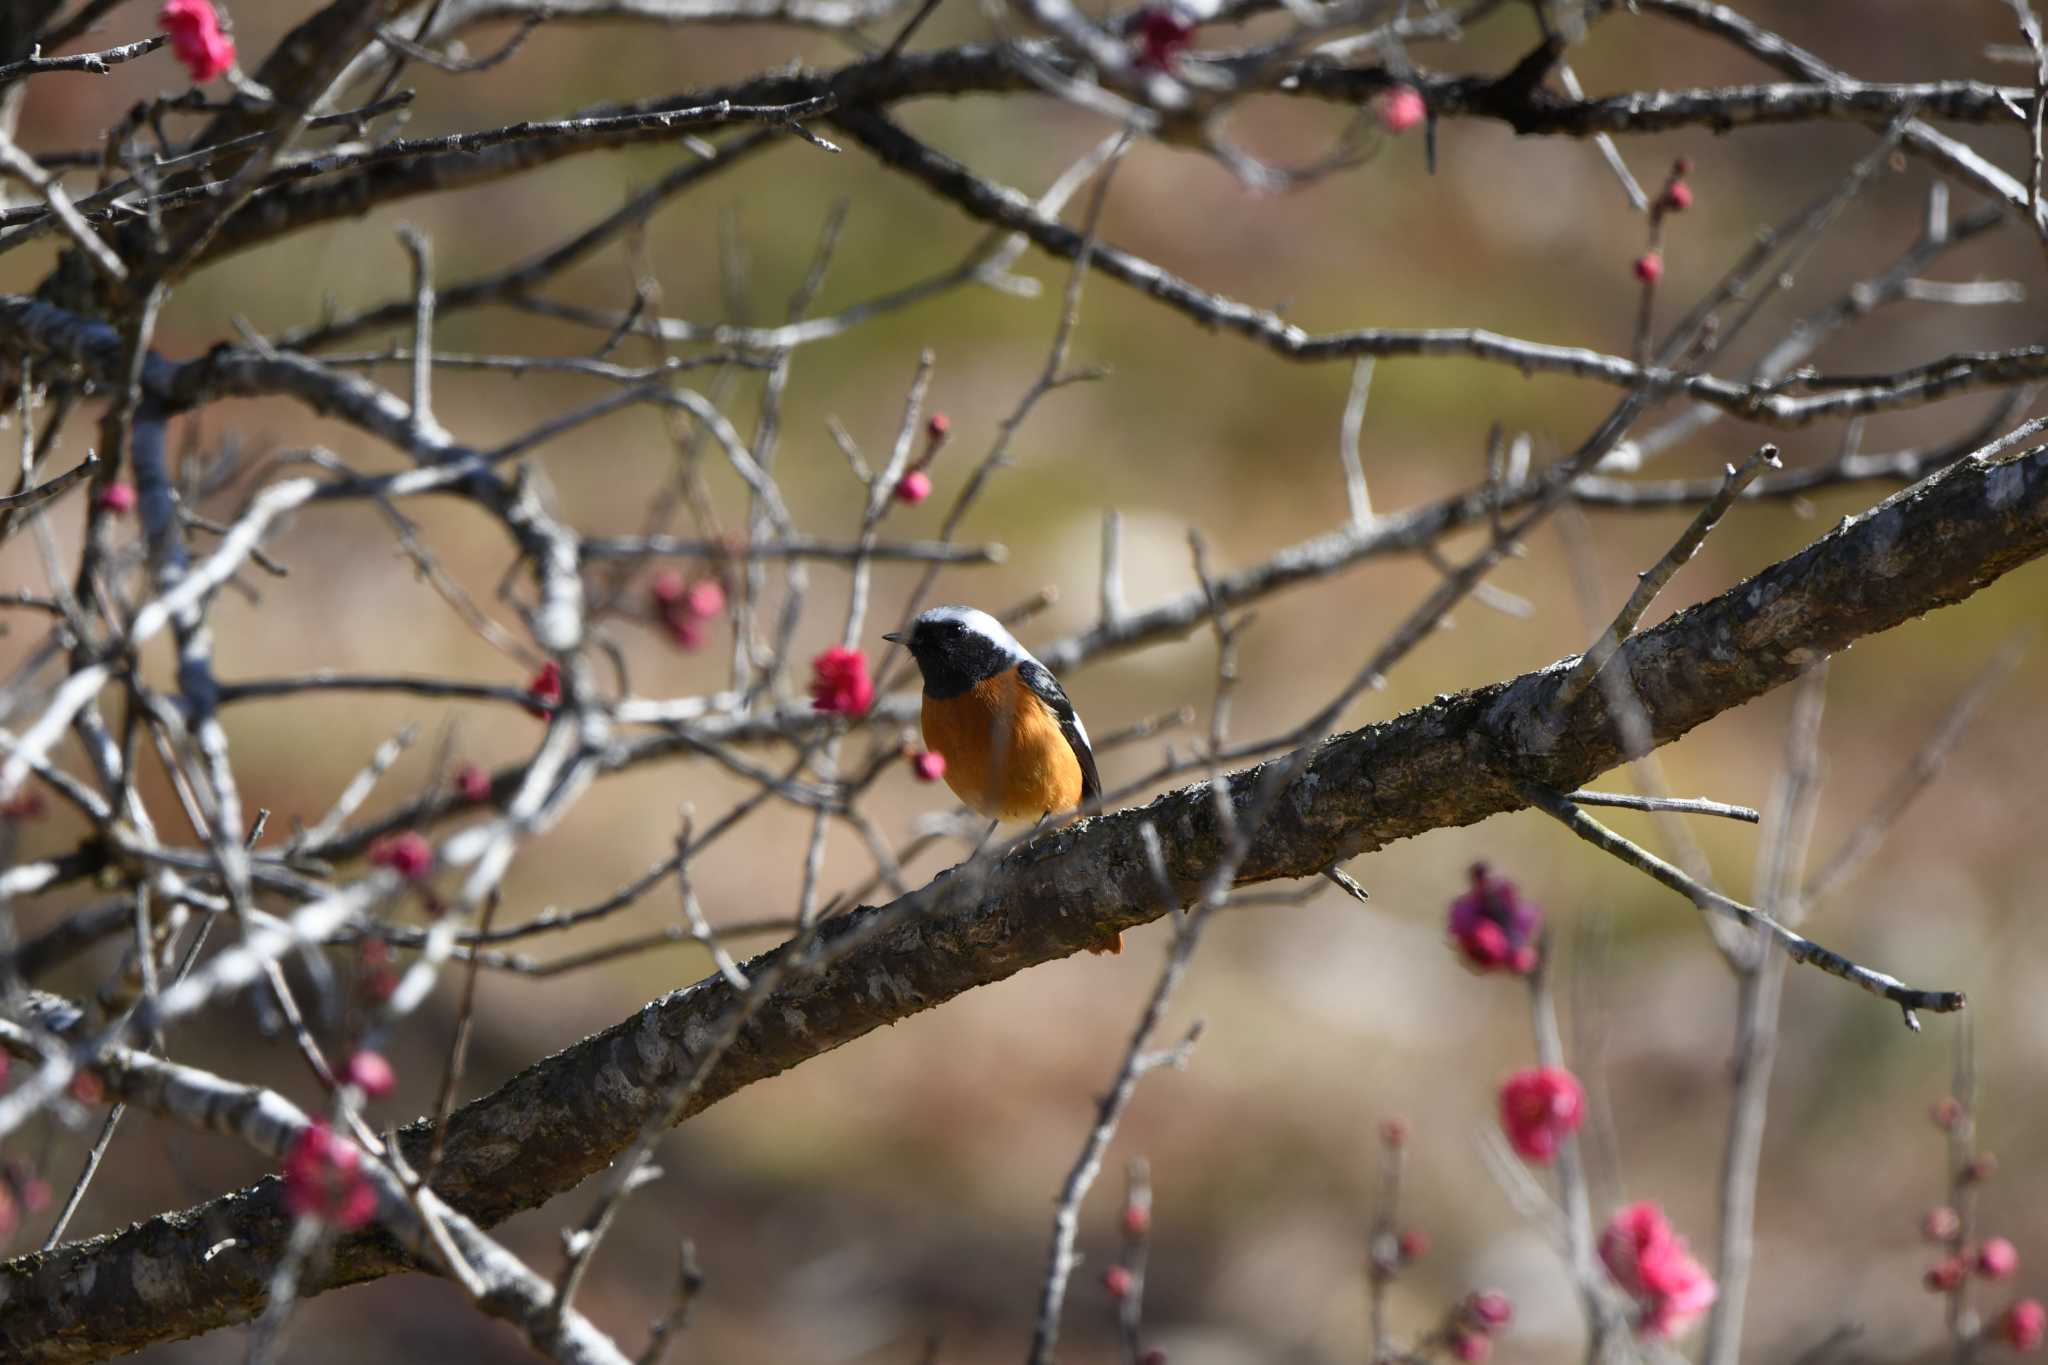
(881, 631, 903, 644)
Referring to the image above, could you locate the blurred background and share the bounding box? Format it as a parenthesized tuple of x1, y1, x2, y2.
(3, 0, 2046, 1360)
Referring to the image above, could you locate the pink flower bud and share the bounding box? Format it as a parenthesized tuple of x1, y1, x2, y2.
(1470, 1290, 1513, 1328)
(1398, 1227, 1429, 1261)
(1967, 1154, 2000, 1183)
(96, 482, 137, 515)
(1931, 1096, 1965, 1130)
(345, 1050, 396, 1099)
(1103, 1264, 1134, 1299)
(1380, 1118, 1408, 1148)
(1663, 181, 1694, 212)
(926, 412, 951, 443)
(2002, 1299, 2047, 1352)
(650, 569, 687, 605)
(684, 579, 727, 619)
(1122, 1202, 1151, 1239)
(1380, 84, 1426, 135)
(1634, 252, 1664, 284)
(160, 0, 235, 83)
(912, 750, 947, 782)
(895, 470, 933, 505)
(1978, 1238, 2021, 1280)
(1923, 1207, 1962, 1242)
(1600, 1201, 1717, 1339)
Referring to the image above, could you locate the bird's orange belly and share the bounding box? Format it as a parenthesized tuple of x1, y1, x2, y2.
(921, 671, 1084, 820)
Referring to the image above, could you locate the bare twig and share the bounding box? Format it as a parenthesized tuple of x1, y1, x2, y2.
(1556, 443, 1781, 710)
(1520, 783, 1963, 1028)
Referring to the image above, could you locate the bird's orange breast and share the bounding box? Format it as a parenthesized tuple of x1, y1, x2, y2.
(921, 668, 1085, 820)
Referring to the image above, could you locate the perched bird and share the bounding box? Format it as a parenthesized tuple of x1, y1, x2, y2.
(886, 606, 1100, 819)
(886, 605, 1119, 952)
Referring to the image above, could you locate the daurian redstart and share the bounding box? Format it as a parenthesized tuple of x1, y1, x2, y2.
(886, 606, 1118, 952)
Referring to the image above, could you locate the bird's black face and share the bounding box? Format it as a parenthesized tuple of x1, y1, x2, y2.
(887, 614, 1012, 699)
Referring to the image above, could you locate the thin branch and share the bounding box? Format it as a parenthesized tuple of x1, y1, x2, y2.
(0, 453, 98, 515)
(1555, 443, 1780, 709)
(0, 34, 166, 85)
(1519, 783, 1962, 1027)
(1564, 790, 1760, 822)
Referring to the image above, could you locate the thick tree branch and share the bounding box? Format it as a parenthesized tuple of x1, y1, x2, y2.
(6, 433, 2045, 1361)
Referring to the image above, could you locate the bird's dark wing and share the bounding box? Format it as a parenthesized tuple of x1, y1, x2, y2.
(1017, 658, 1101, 803)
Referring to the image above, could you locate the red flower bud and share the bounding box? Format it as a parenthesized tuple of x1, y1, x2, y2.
(1103, 1264, 1134, 1299)
(1132, 6, 1193, 71)
(282, 1121, 376, 1229)
(0, 791, 45, 822)
(1926, 1257, 1967, 1293)
(525, 660, 562, 717)
(1450, 1329, 1491, 1362)
(1634, 252, 1664, 285)
(895, 471, 933, 505)
(1498, 1066, 1585, 1163)
(455, 764, 493, 803)
(96, 482, 137, 515)
(368, 831, 433, 881)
